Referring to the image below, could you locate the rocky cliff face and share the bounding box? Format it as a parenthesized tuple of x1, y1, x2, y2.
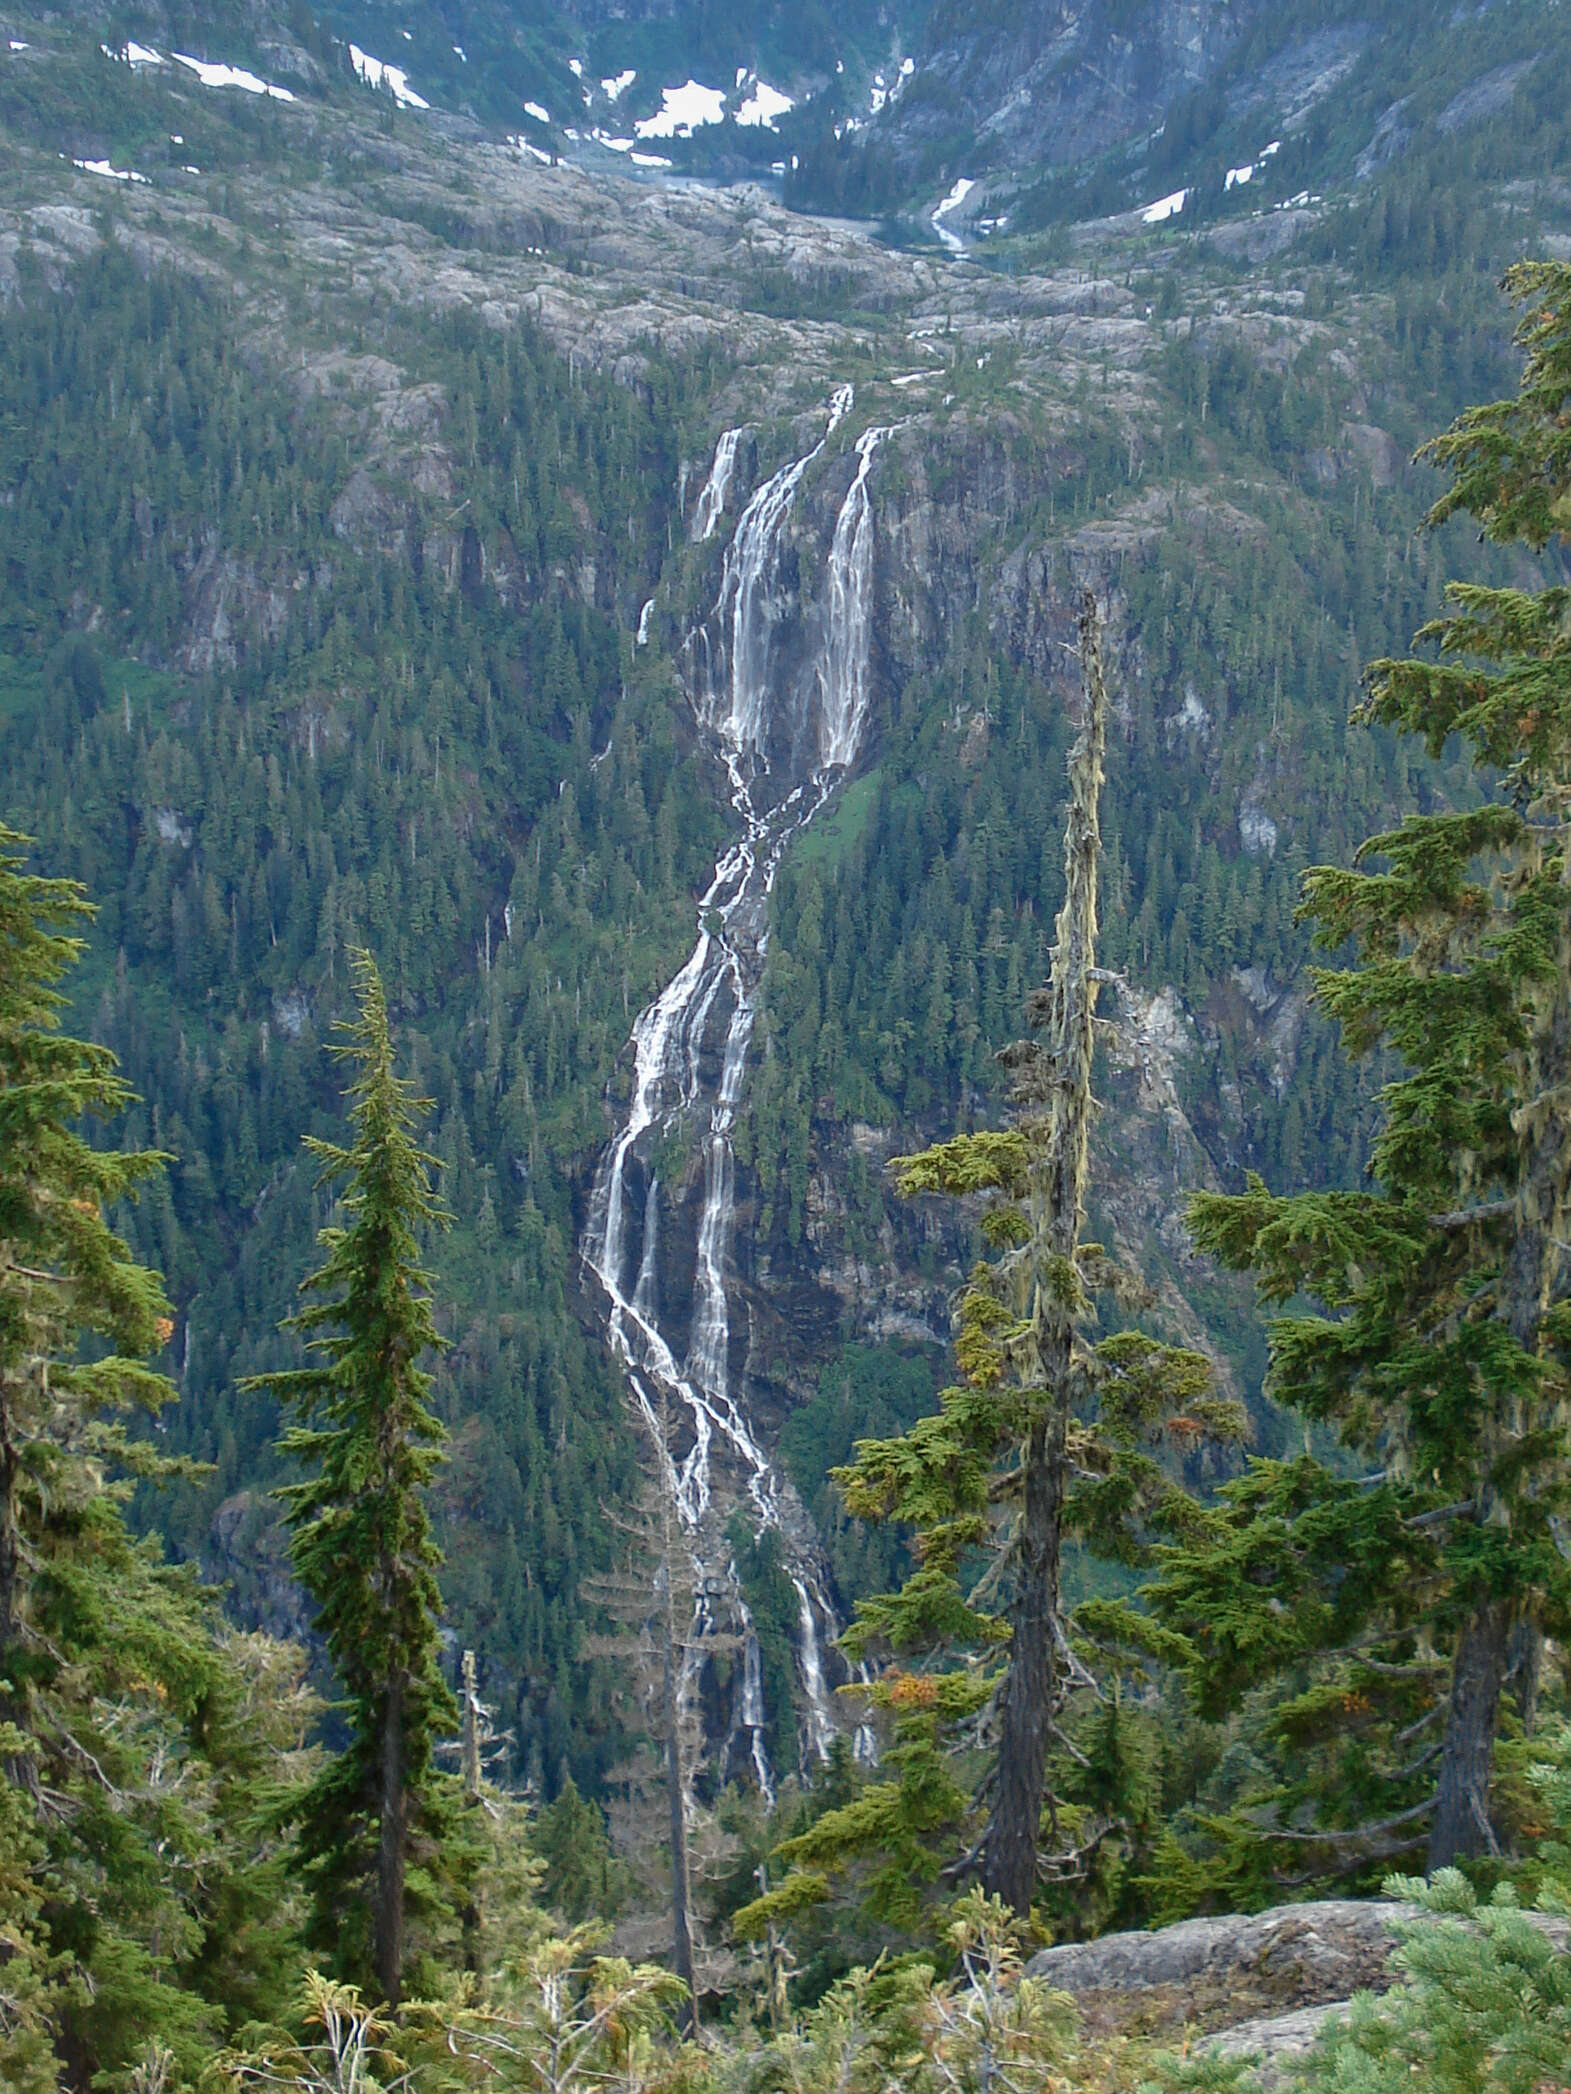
(889, 0, 1270, 175)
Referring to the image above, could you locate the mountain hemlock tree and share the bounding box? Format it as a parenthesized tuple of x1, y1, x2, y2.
(0, 827, 314, 2088)
(1169, 260, 1571, 1876)
(247, 950, 467, 2005)
(0, 825, 174, 1738)
(746, 598, 1239, 1930)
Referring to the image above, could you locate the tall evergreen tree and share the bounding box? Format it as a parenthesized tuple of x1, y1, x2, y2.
(0, 827, 309, 2088)
(747, 602, 1238, 1931)
(247, 950, 468, 2005)
(1164, 260, 1571, 1876)
(0, 825, 173, 1751)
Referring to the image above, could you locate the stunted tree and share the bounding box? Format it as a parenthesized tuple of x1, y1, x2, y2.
(1163, 261, 1571, 1876)
(248, 950, 469, 2004)
(746, 600, 1238, 1929)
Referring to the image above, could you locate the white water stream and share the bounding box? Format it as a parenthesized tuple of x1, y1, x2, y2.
(584, 392, 887, 1793)
(691, 425, 742, 543)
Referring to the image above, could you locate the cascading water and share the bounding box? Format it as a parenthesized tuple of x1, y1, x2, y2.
(584, 388, 888, 1792)
(691, 426, 743, 543)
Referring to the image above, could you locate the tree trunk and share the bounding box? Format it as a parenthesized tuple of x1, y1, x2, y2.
(981, 594, 1109, 1917)
(1435, 828, 1571, 1871)
(983, 1399, 1067, 1914)
(663, 1593, 697, 2035)
(1428, 1596, 1512, 1870)
(376, 1671, 407, 2006)
(460, 1648, 482, 1798)
(0, 1395, 20, 1660)
(0, 1386, 38, 1800)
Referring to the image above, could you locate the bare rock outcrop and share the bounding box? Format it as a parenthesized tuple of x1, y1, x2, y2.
(1027, 1897, 1416, 2001)
(1029, 1897, 1571, 2069)
(1025, 1899, 1416, 2049)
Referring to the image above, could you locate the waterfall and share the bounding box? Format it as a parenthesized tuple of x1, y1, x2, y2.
(704, 384, 858, 763)
(584, 387, 888, 1788)
(692, 427, 743, 543)
(817, 425, 887, 769)
(792, 1575, 837, 1762)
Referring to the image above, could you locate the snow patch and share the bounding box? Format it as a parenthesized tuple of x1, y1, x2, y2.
(601, 69, 636, 102)
(735, 77, 793, 128)
(173, 52, 295, 100)
(1225, 162, 1254, 188)
(932, 176, 976, 254)
(631, 150, 673, 168)
(524, 100, 549, 123)
(635, 79, 727, 138)
(74, 157, 147, 183)
(348, 45, 428, 110)
(509, 135, 553, 164)
(1141, 187, 1188, 225)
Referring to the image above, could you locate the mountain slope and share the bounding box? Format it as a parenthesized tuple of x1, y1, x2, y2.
(0, 0, 1561, 1847)
(787, 0, 1571, 250)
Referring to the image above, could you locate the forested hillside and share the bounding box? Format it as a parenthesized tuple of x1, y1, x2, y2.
(4, 0, 1571, 2081)
(0, 0, 1548, 1788)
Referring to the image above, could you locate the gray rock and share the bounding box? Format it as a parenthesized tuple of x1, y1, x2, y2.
(1023, 1898, 1419, 1997)
(1208, 2002, 1350, 2087)
(1437, 58, 1538, 135)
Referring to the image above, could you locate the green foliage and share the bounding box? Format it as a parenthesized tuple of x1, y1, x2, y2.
(0, 826, 311, 2088)
(1154, 260, 1571, 1893)
(226, 1928, 686, 2094)
(782, 642, 1241, 1928)
(731, 1518, 805, 1779)
(244, 952, 473, 2002)
(1237, 1737, 1571, 2094)
(770, 1681, 981, 1933)
(0, 245, 716, 1794)
(533, 1777, 621, 1926)
(777, 1347, 940, 1607)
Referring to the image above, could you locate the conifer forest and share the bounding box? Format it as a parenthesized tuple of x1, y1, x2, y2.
(8, 0, 1571, 2087)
